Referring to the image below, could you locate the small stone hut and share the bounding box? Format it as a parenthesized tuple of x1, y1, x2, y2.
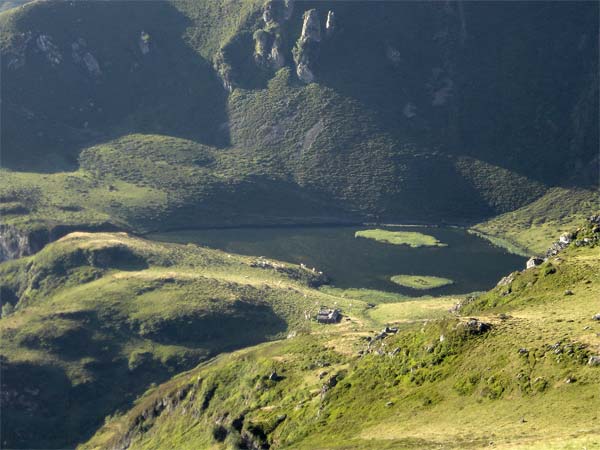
(316, 308, 341, 324)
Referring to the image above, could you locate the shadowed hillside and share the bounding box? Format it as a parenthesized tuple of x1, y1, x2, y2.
(0, 0, 597, 245)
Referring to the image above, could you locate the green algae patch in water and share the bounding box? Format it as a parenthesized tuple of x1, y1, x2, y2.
(355, 229, 446, 247)
(390, 274, 454, 290)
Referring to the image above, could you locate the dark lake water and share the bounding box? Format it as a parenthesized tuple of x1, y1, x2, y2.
(148, 226, 525, 296)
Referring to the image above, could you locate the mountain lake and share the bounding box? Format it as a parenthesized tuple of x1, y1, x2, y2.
(148, 225, 526, 296)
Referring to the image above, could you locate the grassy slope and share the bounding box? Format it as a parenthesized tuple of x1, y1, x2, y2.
(473, 187, 600, 255)
(0, 232, 368, 449)
(390, 274, 454, 290)
(82, 230, 600, 449)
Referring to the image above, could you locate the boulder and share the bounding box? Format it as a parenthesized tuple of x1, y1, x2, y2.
(268, 371, 283, 381)
(462, 318, 492, 335)
(588, 356, 600, 367)
(559, 233, 573, 245)
(526, 257, 544, 269)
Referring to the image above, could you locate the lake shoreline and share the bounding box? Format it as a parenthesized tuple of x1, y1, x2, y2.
(148, 225, 526, 297)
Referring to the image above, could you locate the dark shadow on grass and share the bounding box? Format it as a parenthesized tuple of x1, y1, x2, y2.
(1, 0, 231, 172)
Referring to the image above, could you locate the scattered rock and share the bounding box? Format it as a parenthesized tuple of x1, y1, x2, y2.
(373, 331, 388, 341)
(564, 290, 574, 296)
(592, 314, 600, 321)
(385, 401, 393, 407)
(588, 356, 600, 367)
(518, 348, 529, 355)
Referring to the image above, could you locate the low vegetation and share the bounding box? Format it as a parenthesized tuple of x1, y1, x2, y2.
(390, 274, 454, 290)
(473, 187, 600, 255)
(355, 229, 446, 248)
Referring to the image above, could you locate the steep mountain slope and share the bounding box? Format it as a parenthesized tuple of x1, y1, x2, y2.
(1, 0, 597, 247)
(0, 231, 354, 449)
(82, 221, 600, 449)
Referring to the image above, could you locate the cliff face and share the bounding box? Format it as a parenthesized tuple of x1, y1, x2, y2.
(292, 9, 321, 83)
(0, 225, 47, 262)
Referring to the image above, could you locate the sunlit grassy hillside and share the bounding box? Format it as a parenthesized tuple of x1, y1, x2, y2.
(82, 230, 600, 449)
(0, 231, 363, 448)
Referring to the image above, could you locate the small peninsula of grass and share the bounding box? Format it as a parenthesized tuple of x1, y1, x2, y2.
(355, 229, 446, 247)
(390, 274, 454, 290)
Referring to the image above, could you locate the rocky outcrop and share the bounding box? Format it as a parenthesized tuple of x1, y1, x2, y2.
(461, 318, 492, 335)
(526, 257, 543, 269)
(213, 50, 235, 92)
(35, 34, 62, 66)
(254, 29, 283, 69)
(253, 1, 293, 71)
(299, 9, 321, 43)
(0, 225, 48, 262)
(71, 38, 101, 76)
(293, 9, 321, 83)
(263, 0, 294, 26)
(0, 222, 121, 262)
(325, 10, 336, 37)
